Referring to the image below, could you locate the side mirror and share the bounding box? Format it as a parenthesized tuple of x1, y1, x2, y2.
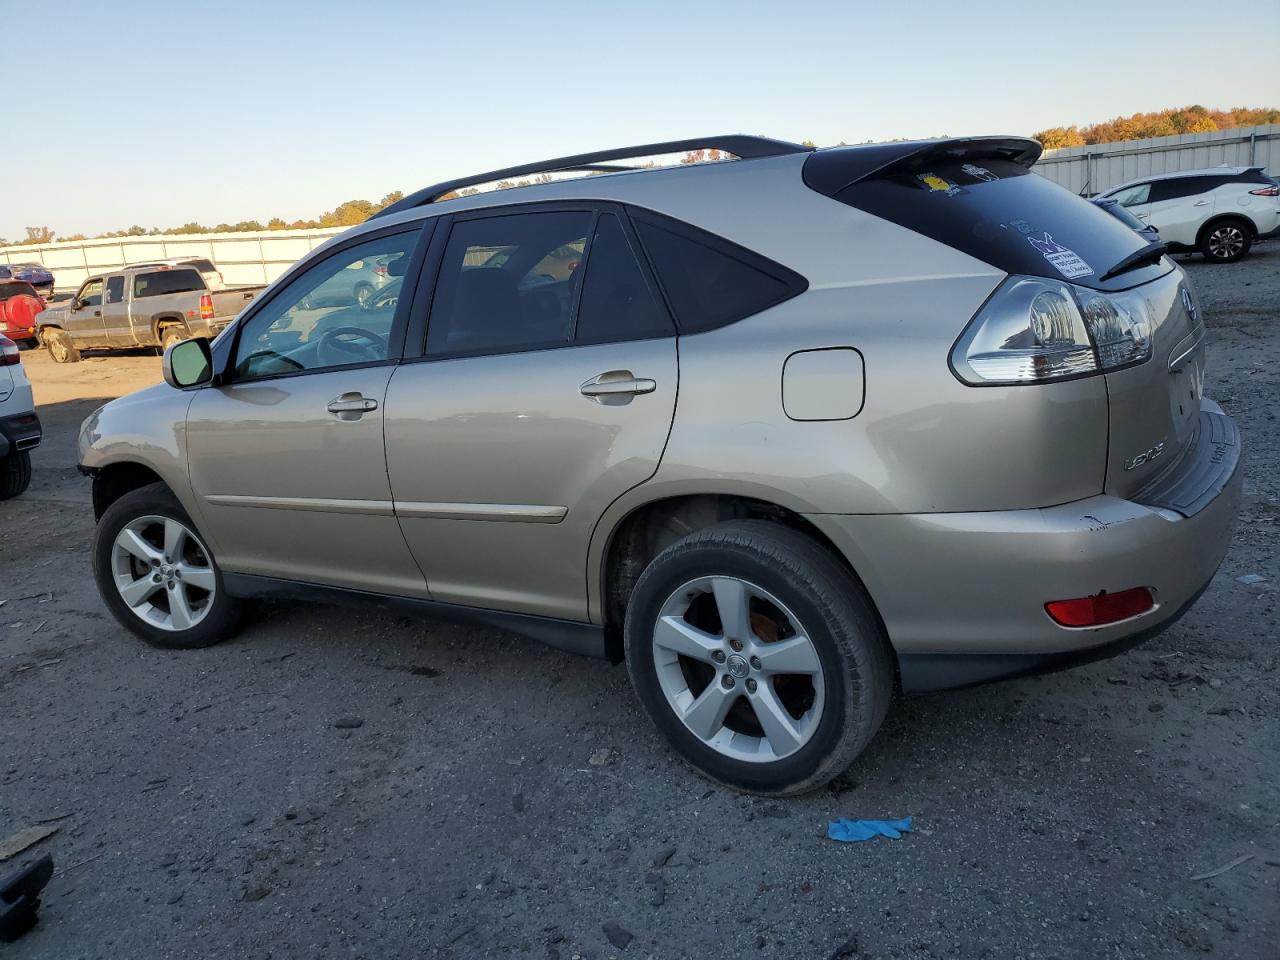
(163, 337, 214, 389)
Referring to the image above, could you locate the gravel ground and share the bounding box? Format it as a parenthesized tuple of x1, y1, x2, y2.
(1, 250, 1277, 959)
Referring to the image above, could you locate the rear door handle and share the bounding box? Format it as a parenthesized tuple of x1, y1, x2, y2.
(327, 393, 378, 419)
(1193, 200, 1210, 206)
(579, 371, 656, 405)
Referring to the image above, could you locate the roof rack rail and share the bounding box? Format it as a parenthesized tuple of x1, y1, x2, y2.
(368, 135, 813, 221)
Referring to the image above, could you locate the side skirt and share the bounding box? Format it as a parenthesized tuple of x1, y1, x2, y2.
(222, 573, 608, 660)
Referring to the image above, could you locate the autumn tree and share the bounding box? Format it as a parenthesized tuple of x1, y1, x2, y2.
(1035, 104, 1279, 148)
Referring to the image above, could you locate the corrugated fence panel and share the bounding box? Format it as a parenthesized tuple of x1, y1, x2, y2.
(0, 228, 346, 292)
(1036, 125, 1279, 195)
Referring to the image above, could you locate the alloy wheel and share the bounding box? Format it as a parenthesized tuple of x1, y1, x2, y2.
(110, 515, 217, 631)
(651, 576, 825, 762)
(1208, 225, 1245, 260)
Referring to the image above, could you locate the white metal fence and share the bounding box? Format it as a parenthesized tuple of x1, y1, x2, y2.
(1034, 124, 1279, 196)
(0, 228, 347, 294)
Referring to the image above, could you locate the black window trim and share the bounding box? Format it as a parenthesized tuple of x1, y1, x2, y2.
(214, 219, 433, 386)
(402, 199, 676, 365)
(622, 205, 809, 334)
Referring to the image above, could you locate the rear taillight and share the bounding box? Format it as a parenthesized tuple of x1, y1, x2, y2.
(1045, 587, 1154, 627)
(199, 293, 214, 320)
(952, 276, 1153, 385)
(1248, 185, 1279, 197)
(0, 335, 20, 365)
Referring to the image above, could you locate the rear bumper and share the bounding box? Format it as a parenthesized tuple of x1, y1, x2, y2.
(0, 411, 41, 458)
(806, 402, 1242, 691)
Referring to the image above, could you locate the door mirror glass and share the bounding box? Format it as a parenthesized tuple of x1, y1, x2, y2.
(164, 337, 213, 388)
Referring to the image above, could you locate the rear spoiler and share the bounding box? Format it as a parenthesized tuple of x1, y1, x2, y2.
(802, 137, 1042, 198)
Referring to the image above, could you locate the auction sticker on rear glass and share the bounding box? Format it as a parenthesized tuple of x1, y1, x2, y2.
(1027, 233, 1094, 279)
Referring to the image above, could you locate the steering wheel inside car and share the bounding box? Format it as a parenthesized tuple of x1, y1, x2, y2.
(316, 326, 386, 366)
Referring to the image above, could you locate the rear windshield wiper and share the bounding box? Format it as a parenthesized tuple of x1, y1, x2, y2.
(1099, 241, 1167, 283)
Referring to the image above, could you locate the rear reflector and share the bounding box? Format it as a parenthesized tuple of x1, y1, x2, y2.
(1045, 587, 1154, 627)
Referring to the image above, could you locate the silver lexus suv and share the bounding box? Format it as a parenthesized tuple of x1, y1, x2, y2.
(78, 135, 1242, 796)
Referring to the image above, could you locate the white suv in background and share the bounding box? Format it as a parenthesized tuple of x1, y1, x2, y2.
(1097, 166, 1280, 262)
(0, 335, 41, 499)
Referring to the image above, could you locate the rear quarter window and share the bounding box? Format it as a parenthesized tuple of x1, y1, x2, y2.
(629, 211, 806, 334)
(818, 157, 1163, 292)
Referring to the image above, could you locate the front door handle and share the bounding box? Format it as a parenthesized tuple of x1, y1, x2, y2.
(327, 393, 378, 420)
(579, 370, 657, 405)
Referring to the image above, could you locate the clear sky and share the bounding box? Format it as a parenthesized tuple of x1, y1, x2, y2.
(4, 0, 1278, 241)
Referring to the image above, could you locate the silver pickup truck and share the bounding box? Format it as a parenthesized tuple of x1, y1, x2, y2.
(37, 264, 262, 362)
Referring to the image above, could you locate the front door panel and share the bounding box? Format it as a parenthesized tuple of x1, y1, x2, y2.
(384, 338, 677, 620)
(186, 366, 427, 597)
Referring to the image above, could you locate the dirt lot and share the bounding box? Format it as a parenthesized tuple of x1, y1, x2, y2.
(2, 251, 1277, 959)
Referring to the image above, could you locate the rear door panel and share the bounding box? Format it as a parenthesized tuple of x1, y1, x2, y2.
(384, 338, 677, 620)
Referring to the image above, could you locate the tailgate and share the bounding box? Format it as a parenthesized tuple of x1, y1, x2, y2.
(1102, 268, 1205, 498)
(214, 288, 258, 318)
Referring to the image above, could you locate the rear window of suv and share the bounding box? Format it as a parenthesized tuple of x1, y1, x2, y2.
(132, 268, 206, 298)
(0, 282, 38, 301)
(812, 154, 1164, 292)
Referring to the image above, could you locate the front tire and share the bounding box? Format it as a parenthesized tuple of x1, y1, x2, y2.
(1200, 219, 1252, 263)
(44, 328, 80, 363)
(354, 283, 375, 310)
(93, 483, 242, 649)
(624, 521, 893, 797)
(0, 451, 32, 500)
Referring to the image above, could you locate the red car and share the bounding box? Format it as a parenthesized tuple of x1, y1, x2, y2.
(0, 281, 45, 347)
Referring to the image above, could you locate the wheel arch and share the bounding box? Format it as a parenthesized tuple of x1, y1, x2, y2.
(1196, 212, 1259, 245)
(592, 490, 891, 665)
(152, 313, 190, 342)
(91, 461, 169, 520)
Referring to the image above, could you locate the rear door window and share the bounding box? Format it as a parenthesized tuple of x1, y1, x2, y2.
(426, 211, 592, 357)
(574, 213, 672, 344)
(132, 268, 206, 298)
(1148, 177, 1218, 203)
(630, 212, 806, 333)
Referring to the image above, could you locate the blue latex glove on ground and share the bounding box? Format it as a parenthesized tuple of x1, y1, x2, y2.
(827, 817, 913, 842)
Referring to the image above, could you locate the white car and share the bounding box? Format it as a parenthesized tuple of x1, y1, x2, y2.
(1097, 166, 1280, 263)
(0, 335, 41, 499)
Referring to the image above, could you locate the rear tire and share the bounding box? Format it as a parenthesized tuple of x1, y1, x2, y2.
(354, 283, 375, 310)
(44, 328, 80, 363)
(0, 451, 32, 500)
(624, 520, 894, 797)
(160, 325, 187, 352)
(93, 483, 242, 649)
(1200, 218, 1252, 263)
